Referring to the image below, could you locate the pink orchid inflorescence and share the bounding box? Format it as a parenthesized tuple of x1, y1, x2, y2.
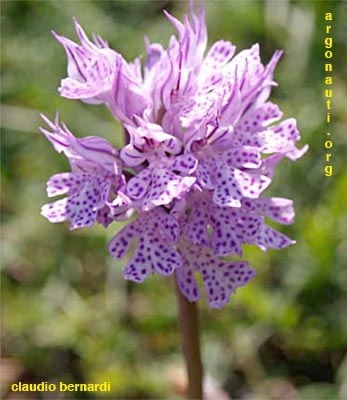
(40, 4, 307, 308)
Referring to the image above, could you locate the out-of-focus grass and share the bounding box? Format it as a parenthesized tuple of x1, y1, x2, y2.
(1, 1, 347, 399)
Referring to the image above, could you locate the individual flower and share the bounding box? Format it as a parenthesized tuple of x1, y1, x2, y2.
(108, 208, 181, 282)
(176, 235, 256, 309)
(41, 2, 307, 308)
(121, 117, 197, 211)
(53, 18, 151, 125)
(52, 18, 116, 103)
(40, 113, 123, 229)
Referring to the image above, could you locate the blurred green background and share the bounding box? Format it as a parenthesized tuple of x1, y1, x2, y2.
(1, 0, 347, 399)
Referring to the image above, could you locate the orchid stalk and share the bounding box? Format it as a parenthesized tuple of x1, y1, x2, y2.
(40, 2, 307, 397)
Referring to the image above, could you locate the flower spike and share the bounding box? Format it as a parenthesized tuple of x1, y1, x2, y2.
(41, 2, 306, 308)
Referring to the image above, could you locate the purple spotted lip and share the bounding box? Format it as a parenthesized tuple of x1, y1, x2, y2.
(40, 4, 307, 308)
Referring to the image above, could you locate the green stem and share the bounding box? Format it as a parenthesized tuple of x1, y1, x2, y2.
(175, 276, 204, 399)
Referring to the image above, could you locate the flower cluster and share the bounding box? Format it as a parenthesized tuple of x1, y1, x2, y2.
(41, 4, 307, 308)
